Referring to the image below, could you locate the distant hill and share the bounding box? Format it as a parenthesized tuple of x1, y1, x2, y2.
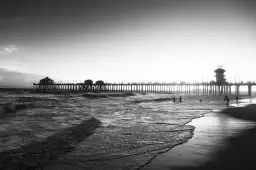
(0, 68, 45, 88)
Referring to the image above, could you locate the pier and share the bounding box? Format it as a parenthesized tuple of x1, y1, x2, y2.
(32, 82, 256, 96)
(33, 66, 255, 96)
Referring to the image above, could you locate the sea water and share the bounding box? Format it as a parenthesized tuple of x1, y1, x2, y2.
(0, 92, 244, 169)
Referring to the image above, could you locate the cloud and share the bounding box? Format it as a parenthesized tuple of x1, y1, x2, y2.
(0, 45, 19, 54)
(4, 47, 18, 53)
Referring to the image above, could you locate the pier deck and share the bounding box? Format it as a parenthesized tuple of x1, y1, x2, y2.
(33, 82, 256, 96)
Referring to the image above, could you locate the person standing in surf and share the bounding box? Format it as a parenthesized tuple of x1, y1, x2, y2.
(199, 98, 203, 105)
(179, 96, 182, 102)
(173, 96, 176, 103)
(236, 95, 239, 104)
(224, 95, 230, 107)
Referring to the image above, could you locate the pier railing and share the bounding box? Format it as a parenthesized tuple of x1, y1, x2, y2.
(33, 82, 256, 96)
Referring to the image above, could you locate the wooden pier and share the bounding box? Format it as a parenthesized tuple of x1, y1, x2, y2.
(33, 82, 256, 96)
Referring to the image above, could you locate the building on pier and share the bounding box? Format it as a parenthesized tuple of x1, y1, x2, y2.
(214, 65, 227, 85)
(39, 77, 54, 85)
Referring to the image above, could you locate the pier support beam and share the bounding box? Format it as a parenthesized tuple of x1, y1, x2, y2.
(236, 85, 240, 95)
(248, 84, 252, 96)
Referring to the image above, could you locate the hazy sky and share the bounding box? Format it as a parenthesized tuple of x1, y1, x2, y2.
(0, 0, 256, 84)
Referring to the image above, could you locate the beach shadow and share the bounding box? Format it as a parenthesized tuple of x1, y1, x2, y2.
(0, 117, 101, 170)
(221, 104, 256, 121)
(171, 104, 256, 170)
(171, 127, 256, 170)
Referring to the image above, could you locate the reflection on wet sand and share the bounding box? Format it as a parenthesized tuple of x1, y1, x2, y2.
(142, 111, 256, 170)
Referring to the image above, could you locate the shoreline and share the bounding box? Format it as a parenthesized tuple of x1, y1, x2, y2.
(141, 98, 256, 170)
(136, 114, 205, 170)
(139, 112, 209, 170)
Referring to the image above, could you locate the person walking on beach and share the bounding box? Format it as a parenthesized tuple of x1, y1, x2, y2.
(236, 95, 239, 104)
(179, 96, 182, 102)
(224, 95, 229, 107)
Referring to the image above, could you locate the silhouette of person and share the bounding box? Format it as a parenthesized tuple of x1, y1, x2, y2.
(173, 96, 176, 103)
(200, 98, 203, 104)
(236, 95, 239, 104)
(180, 96, 182, 102)
(224, 95, 229, 107)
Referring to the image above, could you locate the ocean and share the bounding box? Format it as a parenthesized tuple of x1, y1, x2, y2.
(0, 92, 253, 169)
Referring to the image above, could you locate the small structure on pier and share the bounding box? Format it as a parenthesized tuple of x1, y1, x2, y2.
(39, 77, 54, 85)
(214, 65, 226, 85)
(95, 80, 105, 92)
(81, 79, 93, 91)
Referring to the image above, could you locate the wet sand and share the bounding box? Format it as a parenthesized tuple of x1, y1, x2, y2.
(142, 111, 256, 170)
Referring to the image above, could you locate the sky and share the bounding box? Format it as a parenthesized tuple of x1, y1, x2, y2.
(0, 68, 44, 88)
(0, 0, 256, 86)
